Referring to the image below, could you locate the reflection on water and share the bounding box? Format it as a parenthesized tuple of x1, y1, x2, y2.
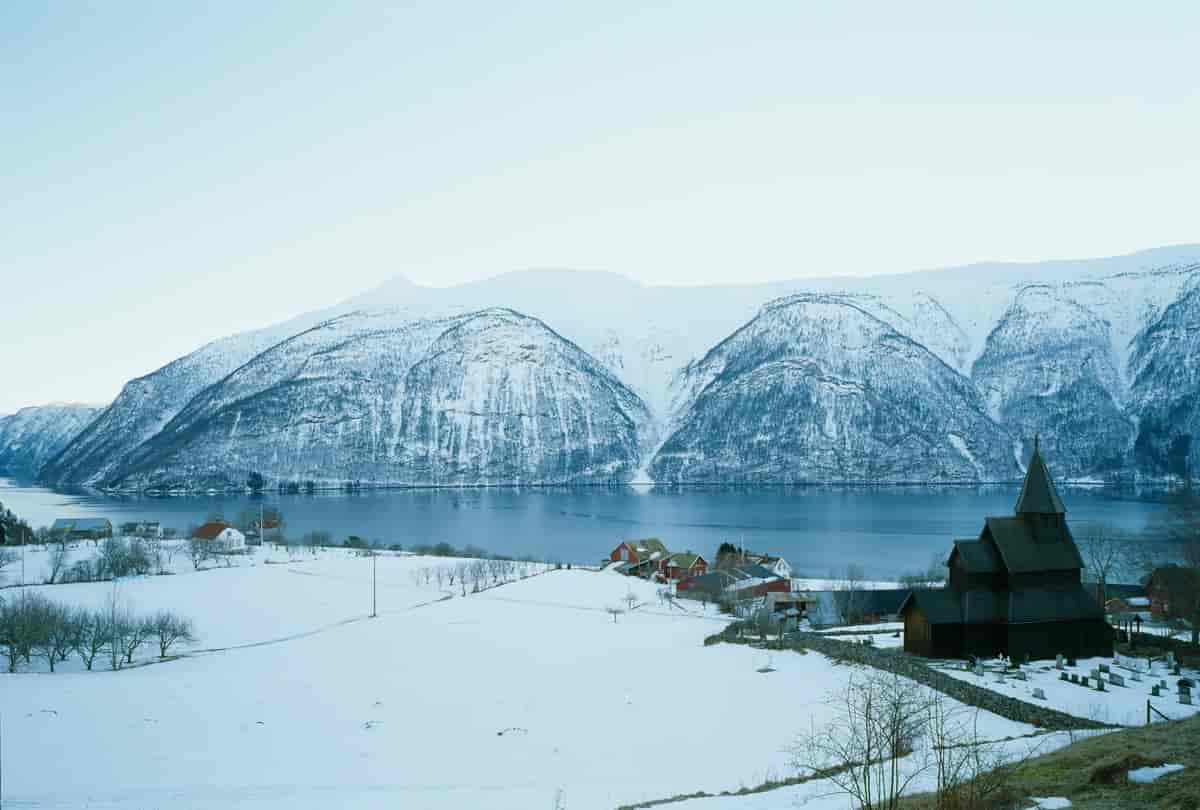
(0, 478, 1165, 579)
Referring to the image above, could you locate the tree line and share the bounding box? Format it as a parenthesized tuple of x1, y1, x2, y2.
(0, 590, 195, 673)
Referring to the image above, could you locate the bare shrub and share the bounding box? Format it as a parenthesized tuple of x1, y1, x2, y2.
(792, 670, 932, 810)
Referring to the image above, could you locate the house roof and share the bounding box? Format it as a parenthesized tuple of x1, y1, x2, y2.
(983, 517, 1083, 574)
(1014, 439, 1066, 515)
(668, 553, 704, 568)
(192, 521, 233, 540)
(951, 539, 1003, 574)
(856, 589, 912, 616)
(51, 517, 110, 531)
(631, 538, 668, 555)
(900, 589, 962, 624)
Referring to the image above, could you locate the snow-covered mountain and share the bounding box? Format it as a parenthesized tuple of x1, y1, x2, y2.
(31, 244, 1200, 489)
(0, 404, 102, 475)
(648, 295, 1014, 483)
(104, 309, 651, 490)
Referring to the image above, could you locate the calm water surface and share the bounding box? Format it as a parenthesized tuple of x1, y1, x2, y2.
(0, 479, 1164, 578)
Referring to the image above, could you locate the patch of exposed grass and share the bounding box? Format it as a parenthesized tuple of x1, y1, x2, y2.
(898, 714, 1200, 810)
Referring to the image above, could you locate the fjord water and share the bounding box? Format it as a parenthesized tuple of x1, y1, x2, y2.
(0, 478, 1162, 578)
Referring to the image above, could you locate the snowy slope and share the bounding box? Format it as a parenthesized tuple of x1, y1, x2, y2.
(0, 403, 101, 475)
(108, 308, 651, 490)
(0, 555, 1051, 810)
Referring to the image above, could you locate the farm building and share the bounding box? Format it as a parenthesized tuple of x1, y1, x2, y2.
(50, 517, 112, 540)
(607, 538, 670, 577)
(900, 439, 1111, 661)
(663, 552, 707, 581)
(676, 564, 789, 601)
(192, 521, 246, 552)
(120, 521, 162, 538)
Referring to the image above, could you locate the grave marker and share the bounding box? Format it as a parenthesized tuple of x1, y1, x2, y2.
(1032, 687, 1046, 700)
(1109, 673, 1125, 687)
(1055, 654, 1064, 670)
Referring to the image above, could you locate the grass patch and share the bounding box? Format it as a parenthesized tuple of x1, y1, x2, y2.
(898, 713, 1200, 810)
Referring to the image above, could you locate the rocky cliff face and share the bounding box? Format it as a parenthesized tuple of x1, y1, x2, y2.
(971, 285, 1134, 478)
(108, 309, 651, 490)
(1129, 281, 1200, 478)
(649, 295, 1015, 483)
(0, 404, 101, 475)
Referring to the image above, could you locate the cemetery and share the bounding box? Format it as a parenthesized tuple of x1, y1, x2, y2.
(939, 648, 1200, 727)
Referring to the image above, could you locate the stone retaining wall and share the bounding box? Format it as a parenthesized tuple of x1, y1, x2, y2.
(711, 625, 1112, 731)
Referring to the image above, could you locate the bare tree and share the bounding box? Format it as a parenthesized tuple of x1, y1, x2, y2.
(792, 670, 932, 810)
(39, 602, 77, 672)
(151, 611, 196, 657)
(0, 548, 17, 575)
(45, 539, 70, 584)
(834, 564, 867, 625)
(187, 537, 214, 570)
(74, 608, 108, 671)
(1076, 522, 1132, 607)
(1150, 482, 1200, 646)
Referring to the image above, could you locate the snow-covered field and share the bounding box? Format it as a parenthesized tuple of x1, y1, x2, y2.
(937, 655, 1200, 727)
(1, 547, 1091, 809)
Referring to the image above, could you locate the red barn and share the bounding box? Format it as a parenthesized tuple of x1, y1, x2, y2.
(664, 553, 707, 581)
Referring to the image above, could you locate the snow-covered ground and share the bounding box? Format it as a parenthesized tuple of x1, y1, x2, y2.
(0, 549, 1090, 809)
(937, 655, 1200, 727)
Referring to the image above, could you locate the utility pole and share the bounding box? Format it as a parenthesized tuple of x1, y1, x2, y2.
(371, 550, 377, 618)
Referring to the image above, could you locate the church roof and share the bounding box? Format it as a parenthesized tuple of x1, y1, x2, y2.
(1014, 438, 1066, 515)
(951, 539, 1003, 574)
(984, 517, 1083, 574)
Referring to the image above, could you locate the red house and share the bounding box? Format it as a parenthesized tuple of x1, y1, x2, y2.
(663, 553, 707, 581)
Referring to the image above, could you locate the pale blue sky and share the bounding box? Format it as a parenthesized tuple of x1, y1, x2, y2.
(3, 2, 1198, 412)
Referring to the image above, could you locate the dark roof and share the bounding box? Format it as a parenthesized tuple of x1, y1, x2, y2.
(51, 517, 110, 531)
(1008, 587, 1104, 623)
(856, 589, 911, 616)
(984, 517, 1083, 574)
(1014, 441, 1066, 515)
(900, 589, 961, 624)
(951, 539, 1002, 573)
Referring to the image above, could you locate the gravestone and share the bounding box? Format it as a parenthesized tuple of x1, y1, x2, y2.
(1099, 664, 1110, 674)
(1109, 673, 1125, 687)
(1015, 670, 1028, 681)
(1067, 657, 1077, 667)
(1081, 676, 1090, 688)
(1070, 674, 1079, 684)
(1056, 654, 1064, 670)
(1097, 679, 1105, 692)
(974, 662, 985, 677)
(1166, 652, 1176, 668)
(1032, 687, 1046, 700)
(1152, 684, 1161, 697)
(1060, 673, 1069, 682)
(1091, 668, 1102, 681)
(1174, 664, 1183, 676)
(994, 673, 1005, 684)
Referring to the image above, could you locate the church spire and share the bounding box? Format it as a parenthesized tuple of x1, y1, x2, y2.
(1015, 435, 1065, 515)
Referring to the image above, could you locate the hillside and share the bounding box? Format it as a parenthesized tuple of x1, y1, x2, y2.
(0, 403, 101, 475)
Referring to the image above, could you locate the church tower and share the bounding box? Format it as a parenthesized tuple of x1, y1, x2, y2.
(1014, 435, 1066, 533)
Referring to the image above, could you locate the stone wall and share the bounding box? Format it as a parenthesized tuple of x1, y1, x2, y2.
(710, 625, 1113, 731)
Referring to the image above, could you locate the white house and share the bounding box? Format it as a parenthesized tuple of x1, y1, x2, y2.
(192, 521, 246, 551)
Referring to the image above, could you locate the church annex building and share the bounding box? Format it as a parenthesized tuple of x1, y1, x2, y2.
(899, 440, 1112, 661)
